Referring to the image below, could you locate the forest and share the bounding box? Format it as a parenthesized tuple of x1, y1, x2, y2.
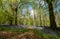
(0, 0, 60, 39)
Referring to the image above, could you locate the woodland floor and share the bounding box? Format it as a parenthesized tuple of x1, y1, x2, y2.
(0, 31, 44, 39)
(0, 25, 60, 39)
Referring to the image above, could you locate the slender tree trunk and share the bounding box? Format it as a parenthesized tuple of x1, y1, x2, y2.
(9, 20, 12, 25)
(15, 8, 17, 25)
(8, 16, 13, 25)
(48, 2, 57, 29)
(40, 15, 42, 26)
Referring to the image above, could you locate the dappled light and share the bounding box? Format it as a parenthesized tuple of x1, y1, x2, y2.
(0, 0, 60, 39)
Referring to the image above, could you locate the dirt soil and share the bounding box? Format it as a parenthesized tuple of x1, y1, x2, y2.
(0, 31, 44, 39)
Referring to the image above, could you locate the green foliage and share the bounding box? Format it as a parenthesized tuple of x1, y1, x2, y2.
(0, 0, 60, 26)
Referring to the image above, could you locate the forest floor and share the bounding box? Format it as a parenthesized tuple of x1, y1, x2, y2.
(0, 25, 60, 39)
(0, 31, 44, 39)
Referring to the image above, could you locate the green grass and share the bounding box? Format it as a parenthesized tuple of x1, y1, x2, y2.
(0, 26, 29, 33)
(32, 29, 60, 39)
(0, 26, 60, 39)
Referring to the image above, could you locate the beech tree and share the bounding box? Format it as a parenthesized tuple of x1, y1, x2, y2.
(44, 0, 57, 30)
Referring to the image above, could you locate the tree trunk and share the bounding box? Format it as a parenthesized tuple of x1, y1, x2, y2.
(40, 15, 42, 26)
(8, 16, 13, 25)
(9, 20, 12, 25)
(15, 8, 17, 25)
(48, 2, 57, 30)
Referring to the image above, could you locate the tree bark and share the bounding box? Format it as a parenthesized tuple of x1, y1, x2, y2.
(15, 8, 18, 25)
(9, 20, 12, 25)
(48, 2, 57, 29)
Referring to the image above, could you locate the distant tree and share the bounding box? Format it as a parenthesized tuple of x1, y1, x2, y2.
(9, 0, 20, 25)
